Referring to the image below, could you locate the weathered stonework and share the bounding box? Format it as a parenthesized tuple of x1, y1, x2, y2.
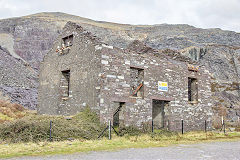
(38, 22, 213, 131)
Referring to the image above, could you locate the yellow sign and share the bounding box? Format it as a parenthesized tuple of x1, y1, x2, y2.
(158, 81, 168, 91)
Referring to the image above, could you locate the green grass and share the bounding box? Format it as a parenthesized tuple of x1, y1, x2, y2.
(0, 107, 105, 143)
(1, 105, 240, 158)
(1, 131, 240, 159)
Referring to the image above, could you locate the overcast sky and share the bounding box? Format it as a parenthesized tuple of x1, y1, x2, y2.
(0, 0, 239, 32)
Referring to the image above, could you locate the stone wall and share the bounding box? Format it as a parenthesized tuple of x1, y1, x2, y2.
(99, 49, 213, 131)
(38, 22, 213, 131)
(38, 22, 102, 115)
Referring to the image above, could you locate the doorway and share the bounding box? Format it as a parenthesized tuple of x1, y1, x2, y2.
(152, 100, 169, 129)
(113, 102, 125, 127)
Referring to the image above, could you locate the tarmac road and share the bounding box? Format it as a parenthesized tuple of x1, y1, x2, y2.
(5, 141, 240, 160)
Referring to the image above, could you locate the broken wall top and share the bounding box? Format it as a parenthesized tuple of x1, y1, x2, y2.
(46, 21, 203, 72)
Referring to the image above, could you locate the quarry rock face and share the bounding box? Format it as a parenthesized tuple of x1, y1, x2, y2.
(0, 15, 61, 109)
(0, 12, 240, 121)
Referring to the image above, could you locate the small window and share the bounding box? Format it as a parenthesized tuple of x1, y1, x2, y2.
(188, 77, 198, 103)
(57, 35, 73, 55)
(60, 70, 70, 99)
(130, 67, 144, 98)
(62, 35, 73, 47)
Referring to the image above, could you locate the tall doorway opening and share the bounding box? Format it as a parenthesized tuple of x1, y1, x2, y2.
(152, 100, 169, 129)
(113, 102, 125, 127)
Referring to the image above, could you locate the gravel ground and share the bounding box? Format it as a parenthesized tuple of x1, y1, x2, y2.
(4, 141, 240, 160)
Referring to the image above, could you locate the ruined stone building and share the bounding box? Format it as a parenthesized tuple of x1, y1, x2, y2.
(38, 22, 213, 131)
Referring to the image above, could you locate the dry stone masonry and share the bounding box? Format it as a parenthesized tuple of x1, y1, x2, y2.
(38, 22, 213, 131)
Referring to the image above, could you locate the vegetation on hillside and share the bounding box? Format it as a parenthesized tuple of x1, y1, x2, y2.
(0, 100, 27, 123)
(0, 106, 105, 143)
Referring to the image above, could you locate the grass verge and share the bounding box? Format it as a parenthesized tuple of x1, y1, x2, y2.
(0, 107, 104, 142)
(1, 131, 240, 159)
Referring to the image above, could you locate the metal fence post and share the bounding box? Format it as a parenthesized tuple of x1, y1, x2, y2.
(205, 120, 207, 133)
(223, 120, 226, 134)
(181, 120, 184, 135)
(152, 120, 154, 133)
(49, 120, 52, 142)
(168, 119, 170, 131)
(108, 120, 111, 140)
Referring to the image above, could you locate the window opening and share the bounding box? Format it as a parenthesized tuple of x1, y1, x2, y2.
(130, 67, 144, 98)
(56, 35, 73, 55)
(61, 70, 70, 100)
(188, 77, 198, 103)
(63, 35, 73, 47)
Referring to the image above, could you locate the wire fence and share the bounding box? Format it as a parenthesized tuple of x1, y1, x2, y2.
(46, 118, 240, 141)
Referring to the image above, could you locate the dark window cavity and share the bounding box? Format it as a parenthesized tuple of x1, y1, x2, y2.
(62, 34, 73, 47)
(130, 67, 144, 98)
(61, 70, 70, 99)
(188, 77, 198, 102)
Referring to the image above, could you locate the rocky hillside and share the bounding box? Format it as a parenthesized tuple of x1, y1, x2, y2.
(0, 12, 240, 120)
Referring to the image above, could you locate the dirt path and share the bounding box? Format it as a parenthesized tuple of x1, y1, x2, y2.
(5, 141, 240, 160)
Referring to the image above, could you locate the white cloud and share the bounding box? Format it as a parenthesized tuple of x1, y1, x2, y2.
(0, 0, 239, 32)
